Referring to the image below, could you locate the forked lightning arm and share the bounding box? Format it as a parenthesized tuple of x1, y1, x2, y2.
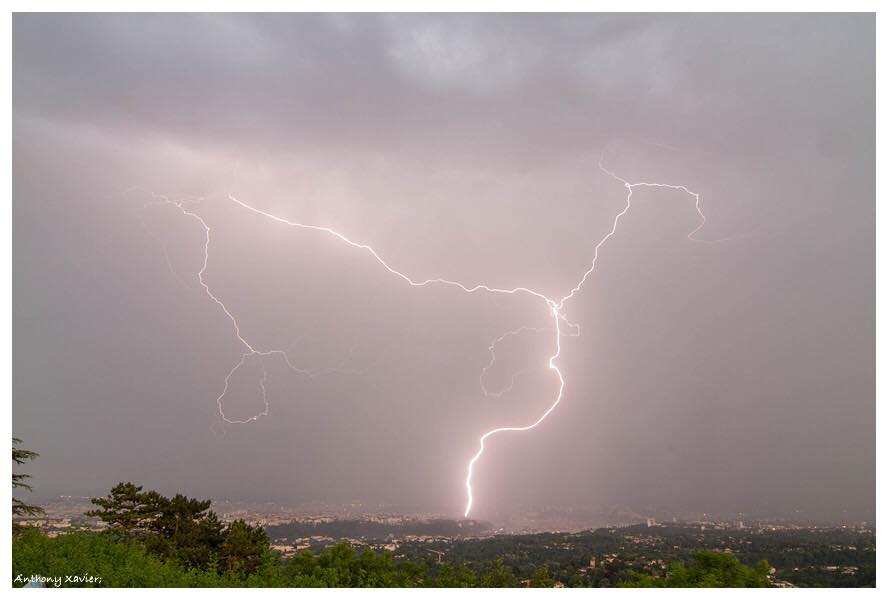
(464, 159, 721, 516)
(147, 156, 719, 518)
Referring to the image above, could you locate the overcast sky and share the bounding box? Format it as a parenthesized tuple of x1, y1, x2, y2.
(12, 13, 874, 521)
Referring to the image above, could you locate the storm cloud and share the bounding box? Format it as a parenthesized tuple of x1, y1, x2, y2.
(12, 13, 874, 521)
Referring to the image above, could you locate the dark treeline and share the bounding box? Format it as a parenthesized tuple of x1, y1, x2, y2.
(396, 524, 875, 588)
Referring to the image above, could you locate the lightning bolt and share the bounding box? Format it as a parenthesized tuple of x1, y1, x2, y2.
(145, 152, 726, 518)
(479, 326, 545, 399)
(140, 193, 357, 428)
(464, 156, 723, 517)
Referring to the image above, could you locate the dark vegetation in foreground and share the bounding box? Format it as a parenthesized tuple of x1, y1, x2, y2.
(13, 526, 770, 588)
(393, 523, 876, 588)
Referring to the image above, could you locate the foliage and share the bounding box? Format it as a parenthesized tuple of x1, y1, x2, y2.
(86, 483, 157, 542)
(12, 437, 43, 521)
(432, 562, 477, 587)
(529, 564, 555, 587)
(478, 557, 518, 587)
(142, 493, 226, 571)
(16, 523, 874, 588)
(13, 527, 201, 587)
(218, 519, 269, 575)
(620, 550, 770, 588)
(283, 542, 427, 587)
(12, 530, 428, 588)
(88, 482, 268, 576)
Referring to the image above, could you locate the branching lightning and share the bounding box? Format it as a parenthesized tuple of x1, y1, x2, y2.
(144, 153, 724, 519)
(141, 194, 356, 428)
(463, 157, 724, 517)
(479, 326, 545, 399)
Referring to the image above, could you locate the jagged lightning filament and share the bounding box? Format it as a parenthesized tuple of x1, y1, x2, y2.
(147, 154, 720, 518)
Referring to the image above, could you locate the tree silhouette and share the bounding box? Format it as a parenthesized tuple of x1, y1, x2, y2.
(87, 482, 160, 542)
(12, 437, 44, 524)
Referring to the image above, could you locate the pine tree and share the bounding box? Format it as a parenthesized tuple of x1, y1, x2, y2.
(144, 492, 225, 570)
(12, 437, 44, 523)
(219, 519, 269, 575)
(86, 482, 161, 542)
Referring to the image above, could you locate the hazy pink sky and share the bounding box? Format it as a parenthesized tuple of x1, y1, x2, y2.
(13, 13, 874, 521)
